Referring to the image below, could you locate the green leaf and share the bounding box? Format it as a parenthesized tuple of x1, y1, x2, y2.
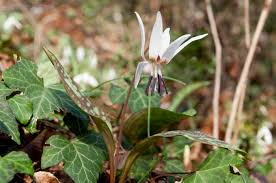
(0, 82, 15, 99)
(123, 108, 195, 143)
(37, 60, 60, 87)
(129, 87, 160, 112)
(0, 151, 34, 183)
(109, 84, 127, 104)
(41, 135, 105, 183)
(108, 84, 160, 112)
(0, 100, 20, 144)
(25, 85, 60, 119)
(48, 84, 88, 121)
(119, 130, 242, 183)
(169, 81, 209, 111)
(3, 59, 43, 91)
(8, 95, 32, 125)
(163, 159, 184, 173)
(129, 155, 158, 183)
(182, 148, 247, 183)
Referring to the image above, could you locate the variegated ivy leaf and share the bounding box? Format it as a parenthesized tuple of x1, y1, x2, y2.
(109, 84, 160, 113)
(0, 99, 20, 144)
(8, 95, 32, 125)
(182, 148, 251, 183)
(41, 135, 105, 183)
(0, 82, 15, 99)
(0, 151, 34, 183)
(3, 59, 43, 91)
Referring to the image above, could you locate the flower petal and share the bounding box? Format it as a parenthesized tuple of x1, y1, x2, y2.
(135, 12, 146, 60)
(159, 28, 170, 56)
(161, 34, 191, 63)
(173, 33, 208, 58)
(134, 61, 149, 88)
(149, 11, 163, 59)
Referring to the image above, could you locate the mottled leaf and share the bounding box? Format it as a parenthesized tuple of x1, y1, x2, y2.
(0, 151, 34, 183)
(43, 47, 116, 182)
(41, 135, 105, 183)
(8, 95, 32, 125)
(123, 108, 195, 143)
(0, 100, 20, 144)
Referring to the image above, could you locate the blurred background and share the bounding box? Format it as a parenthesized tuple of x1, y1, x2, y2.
(0, 0, 275, 181)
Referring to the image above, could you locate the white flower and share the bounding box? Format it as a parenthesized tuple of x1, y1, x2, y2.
(3, 16, 22, 32)
(73, 72, 98, 87)
(134, 11, 208, 95)
(257, 126, 273, 146)
(76, 47, 85, 62)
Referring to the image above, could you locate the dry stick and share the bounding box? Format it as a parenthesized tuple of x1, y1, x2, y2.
(225, 0, 273, 143)
(244, 0, 251, 48)
(233, 0, 252, 144)
(205, 0, 222, 139)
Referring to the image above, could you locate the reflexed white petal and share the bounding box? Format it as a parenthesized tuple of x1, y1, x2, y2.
(161, 34, 191, 63)
(134, 61, 149, 88)
(135, 12, 146, 60)
(159, 28, 170, 56)
(149, 11, 163, 59)
(173, 33, 208, 58)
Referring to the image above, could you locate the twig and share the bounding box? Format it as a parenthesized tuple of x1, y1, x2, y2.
(244, 0, 251, 48)
(225, 0, 273, 143)
(205, 0, 222, 139)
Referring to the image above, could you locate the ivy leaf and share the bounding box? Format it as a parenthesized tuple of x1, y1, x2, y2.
(25, 85, 60, 119)
(109, 84, 160, 112)
(130, 155, 158, 183)
(41, 135, 105, 183)
(163, 159, 184, 173)
(0, 151, 34, 183)
(3, 59, 43, 91)
(0, 100, 20, 144)
(123, 108, 195, 143)
(129, 87, 160, 112)
(0, 82, 15, 99)
(182, 148, 247, 183)
(37, 60, 60, 87)
(109, 84, 127, 104)
(8, 95, 32, 125)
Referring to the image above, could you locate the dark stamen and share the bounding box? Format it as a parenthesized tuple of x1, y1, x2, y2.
(157, 74, 162, 95)
(151, 77, 157, 96)
(145, 76, 153, 96)
(161, 77, 168, 94)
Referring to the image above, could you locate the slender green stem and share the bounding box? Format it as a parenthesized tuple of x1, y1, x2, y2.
(147, 91, 151, 137)
(162, 76, 186, 86)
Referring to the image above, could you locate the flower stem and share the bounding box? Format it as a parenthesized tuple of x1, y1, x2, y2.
(147, 90, 151, 137)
